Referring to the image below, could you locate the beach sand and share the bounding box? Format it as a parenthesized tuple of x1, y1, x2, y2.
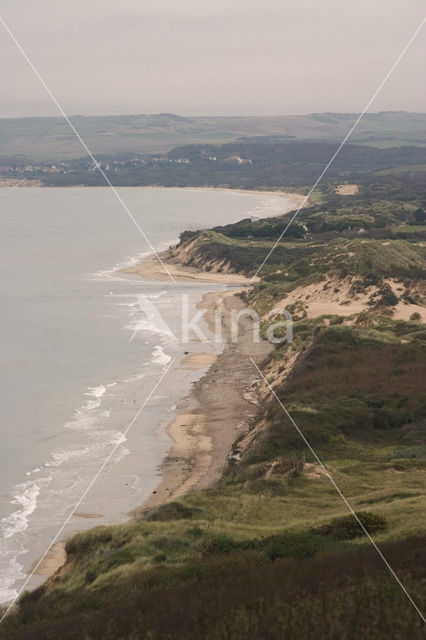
(122, 247, 264, 514)
(178, 187, 307, 209)
(123, 250, 253, 284)
(32, 543, 67, 577)
(181, 353, 217, 369)
(0, 182, 306, 207)
(24, 187, 304, 583)
(30, 186, 303, 577)
(32, 271, 272, 575)
(134, 289, 273, 516)
(124, 189, 306, 284)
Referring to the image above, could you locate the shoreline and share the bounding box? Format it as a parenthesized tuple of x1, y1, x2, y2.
(0, 181, 306, 207)
(123, 250, 254, 284)
(123, 187, 306, 283)
(31, 287, 272, 577)
(133, 289, 273, 516)
(26, 185, 296, 583)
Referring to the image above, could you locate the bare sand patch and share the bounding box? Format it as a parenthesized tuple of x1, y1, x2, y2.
(181, 353, 217, 369)
(32, 543, 67, 577)
(393, 302, 426, 322)
(268, 275, 372, 319)
(270, 274, 425, 321)
(336, 183, 359, 196)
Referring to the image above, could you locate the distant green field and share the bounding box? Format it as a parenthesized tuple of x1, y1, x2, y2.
(376, 164, 426, 175)
(395, 224, 426, 233)
(1, 111, 426, 160)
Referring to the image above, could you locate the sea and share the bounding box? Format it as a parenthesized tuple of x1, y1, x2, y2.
(0, 186, 294, 602)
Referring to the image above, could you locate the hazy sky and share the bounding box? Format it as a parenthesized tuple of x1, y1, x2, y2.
(1, 0, 425, 117)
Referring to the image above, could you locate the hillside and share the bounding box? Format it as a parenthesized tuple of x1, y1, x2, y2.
(1, 174, 425, 639)
(1, 111, 426, 161)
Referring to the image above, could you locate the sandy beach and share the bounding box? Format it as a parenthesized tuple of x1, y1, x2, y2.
(123, 188, 305, 283)
(31, 543, 67, 577)
(170, 187, 307, 210)
(0, 181, 306, 208)
(29, 260, 272, 577)
(134, 287, 273, 515)
(33, 282, 273, 552)
(124, 250, 253, 283)
(26, 186, 303, 581)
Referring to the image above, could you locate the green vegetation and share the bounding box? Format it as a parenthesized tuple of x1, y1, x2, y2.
(3, 536, 426, 639)
(22, 139, 426, 189)
(2, 111, 426, 161)
(1, 148, 425, 639)
(2, 304, 425, 639)
(312, 511, 387, 539)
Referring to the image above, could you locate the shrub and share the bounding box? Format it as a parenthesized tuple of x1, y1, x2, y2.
(200, 535, 243, 557)
(260, 532, 341, 560)
(145, 502, 200, 522)
(65, 528, 113, 555)
(312, 511, 387, 540)
(85, 570, 97, 584)
(201, 531, 342, 560)
(102, 548, 136, 570)
(186, 526, 204, 539)
(152, 536, 189, 553)
(378, 285, 398, 307)
(154, 554, 167, 563)
(18, 586, 46, 606)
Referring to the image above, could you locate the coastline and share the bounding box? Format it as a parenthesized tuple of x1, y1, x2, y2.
(26, 186, 301, 582)
(133, 289, 273, 516)
(156, 186, 307, 210)
(0, 180, 305, 204)
(123, 187, 307, 283)
(32, 284, 272, 576)
(123, 250, 254, 283)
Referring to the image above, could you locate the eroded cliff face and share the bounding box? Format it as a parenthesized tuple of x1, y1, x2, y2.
(171, 231, 237, 274)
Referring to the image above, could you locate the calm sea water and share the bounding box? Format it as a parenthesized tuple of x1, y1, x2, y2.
(0, 187, 293, 601)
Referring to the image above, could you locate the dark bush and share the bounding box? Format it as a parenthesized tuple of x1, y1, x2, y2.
(144, 502, 200, 522)
(154, 554, 167, 563)
(260, 532, 341, 560)
(378, 285, 398, 307)
(312, 511, 387, 539)
(200, 535, 244, 557)
(65, 528, 113, 555)
(18, 586, 46, 606)
(186, 526, 204, 539)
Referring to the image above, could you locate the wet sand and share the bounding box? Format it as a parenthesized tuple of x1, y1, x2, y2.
(134, 289, 273, 516)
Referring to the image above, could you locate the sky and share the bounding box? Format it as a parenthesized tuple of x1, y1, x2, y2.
(0, 0, 425, 117)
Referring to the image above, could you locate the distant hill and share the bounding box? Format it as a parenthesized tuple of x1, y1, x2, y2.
(1, 111, 426, 160)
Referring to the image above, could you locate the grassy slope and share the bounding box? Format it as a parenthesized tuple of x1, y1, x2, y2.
(1, 177, 425, 639)
(2, 112, 426, 160)
(2, 317, 425, 639)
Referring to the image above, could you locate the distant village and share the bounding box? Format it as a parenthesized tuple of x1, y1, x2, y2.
(0, 151, 253, 181)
